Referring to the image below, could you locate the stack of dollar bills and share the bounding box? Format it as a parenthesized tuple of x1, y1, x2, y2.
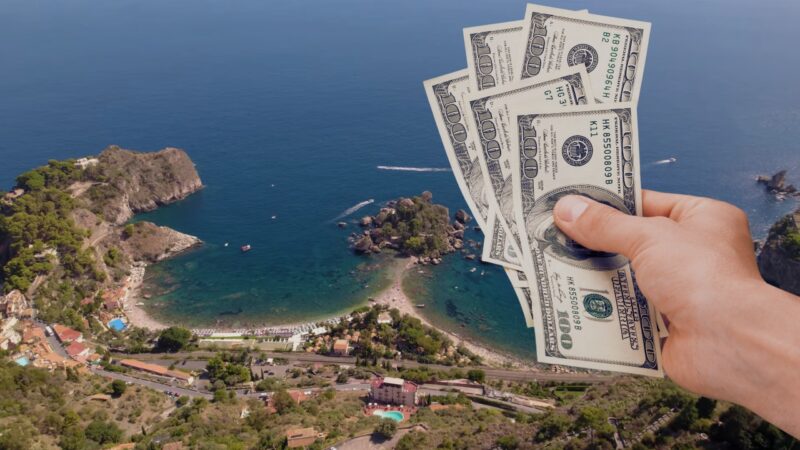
(424, 4, 666, 377)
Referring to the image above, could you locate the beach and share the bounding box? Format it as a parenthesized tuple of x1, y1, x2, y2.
(124, 264, 169, 331)
(124, 255, 533, 368)
(371, 257, 536, 369)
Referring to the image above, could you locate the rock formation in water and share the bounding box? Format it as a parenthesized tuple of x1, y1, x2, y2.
(348, 191, 466, 264)
(756, 170, 798, 198)
(758, 208, 800, 296)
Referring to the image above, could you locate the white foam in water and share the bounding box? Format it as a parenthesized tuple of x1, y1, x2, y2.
(334, 199, 375, 220)
(376, 165, 451, 172)
(648, 157, 677, 166)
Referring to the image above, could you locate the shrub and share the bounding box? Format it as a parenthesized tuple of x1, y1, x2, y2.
(374, 419, 397, 439)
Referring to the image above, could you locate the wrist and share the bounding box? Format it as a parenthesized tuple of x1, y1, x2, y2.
(724, 280, 800, 437)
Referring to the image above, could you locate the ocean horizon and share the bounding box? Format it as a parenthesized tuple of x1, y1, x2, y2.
(2, 0, 799, 359)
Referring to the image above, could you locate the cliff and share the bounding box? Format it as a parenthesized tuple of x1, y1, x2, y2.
(83, 146, 203, 224)
(0, 147, 203, 327)
(758, 209, 800, 295)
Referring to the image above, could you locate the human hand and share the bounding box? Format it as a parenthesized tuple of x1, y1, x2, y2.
(553, 190, 800, 437)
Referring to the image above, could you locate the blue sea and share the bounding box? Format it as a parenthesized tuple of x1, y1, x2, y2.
(2, 0, 799, 359)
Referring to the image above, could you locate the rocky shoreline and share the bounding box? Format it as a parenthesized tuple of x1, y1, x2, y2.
(756, 169, 799, 200)
(0, 145, 205, 333)
(346, 191, 477, 265)
(370, 256, 535, 368)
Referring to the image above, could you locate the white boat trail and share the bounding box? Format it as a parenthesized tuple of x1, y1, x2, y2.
(377, 165, 451, 172)
(333, 199, 375, 221)
(647, 157, 677, 166)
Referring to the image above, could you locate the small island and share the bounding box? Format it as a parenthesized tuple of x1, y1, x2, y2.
(348, 190, 472, 265)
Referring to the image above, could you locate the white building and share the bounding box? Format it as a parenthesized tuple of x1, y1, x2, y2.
(74, 157, 99, 169)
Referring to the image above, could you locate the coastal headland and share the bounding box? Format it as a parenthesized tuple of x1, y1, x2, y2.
(1, 146, 203, 335)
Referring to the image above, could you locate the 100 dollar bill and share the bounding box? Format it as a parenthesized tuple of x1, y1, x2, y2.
(463, 10, 589, 92)
(465, 68, 593, 271)
(519, 4, 650, 103)
(423, 69, 537, 327)
(464, 20, 525, 91)
(511, 104, 662, 376)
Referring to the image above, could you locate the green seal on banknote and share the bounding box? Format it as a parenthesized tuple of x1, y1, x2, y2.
(583, 293, 613, 319)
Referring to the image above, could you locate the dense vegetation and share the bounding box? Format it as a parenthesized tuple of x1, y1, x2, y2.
(156, 326, 193, 352)
(0, 160, 100, 293)
(323, 305, 480, 365)
(1, 354, 796, 449)
(769, 210, 800, 258)
(355, 192, 459, 259)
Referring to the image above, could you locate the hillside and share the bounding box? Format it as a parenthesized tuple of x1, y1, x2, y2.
(0, 146, 203, 328)
(758, 208, 800, 295)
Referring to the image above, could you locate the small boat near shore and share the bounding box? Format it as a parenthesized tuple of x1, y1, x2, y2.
(415, 303, 426, 308)
(241, 244, 252, 252)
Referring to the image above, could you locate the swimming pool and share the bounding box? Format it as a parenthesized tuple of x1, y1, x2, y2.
(108, 318, 127, 331)
(372, 410, 404, 422)
(14, 356, 29, 366)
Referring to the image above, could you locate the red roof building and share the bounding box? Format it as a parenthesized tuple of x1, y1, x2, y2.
(53, 324, 83, 343)
(370, 376, 418, 406)
(119, 359, 195, 384)
(65, 341, 90, 359)
(332, 339, 350, 356)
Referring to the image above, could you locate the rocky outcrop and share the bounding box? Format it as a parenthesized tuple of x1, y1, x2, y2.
(84, 146, 204, 224)
(115, 222, 201, 263)
(758, 209, 800, 295)
(346, 191, 468, 263)
(756, 170, 798, 198)
(455, 209, 472, 224)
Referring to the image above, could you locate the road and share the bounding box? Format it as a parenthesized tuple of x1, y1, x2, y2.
(114, 351, 615, 384)
(93, 368, 212, 399)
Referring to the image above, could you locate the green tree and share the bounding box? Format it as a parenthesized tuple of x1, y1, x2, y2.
(16, 170, 45, 191)
(85, 420, 122, 444)
(467, 369, 485, 383)
(671, 403, 699, 431)
(157, 326, 192, 352)
(272, 389, 295, 414)
(123, 223, 136, 238)
(696, 397, 717, 418)
(374, 419, 397, 439)
(496, 435, 519, 450)
(59, 427, 87, 450)
(110, 379, 127, 397)
(0, 424, 32, 450)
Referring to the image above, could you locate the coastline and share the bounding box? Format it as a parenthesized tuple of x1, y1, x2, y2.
(371, 256, 536, 369)
(124, 254, 533, 368)
(123, 264, 169, 331)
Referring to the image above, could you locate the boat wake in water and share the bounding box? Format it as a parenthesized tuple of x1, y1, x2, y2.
(377, 165, 451, 172)
(647, 157, 678, 166)
(333, 199, 375, 220)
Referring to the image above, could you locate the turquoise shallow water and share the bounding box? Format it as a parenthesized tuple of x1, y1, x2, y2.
(2, 0, 799, 360)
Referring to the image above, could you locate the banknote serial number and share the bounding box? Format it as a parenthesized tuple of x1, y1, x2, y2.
(589, 117, 616, 184)
(544, 87, 569, 105)
(600, 32, 623, 100)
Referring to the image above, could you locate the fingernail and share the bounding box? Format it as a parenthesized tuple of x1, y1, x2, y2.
(556, 195, 589, 223)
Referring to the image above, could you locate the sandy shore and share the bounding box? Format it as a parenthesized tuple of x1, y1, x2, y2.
(123, 264, 169, 331)
(372, 256, 536, 369)
(123, 256, 536, 369)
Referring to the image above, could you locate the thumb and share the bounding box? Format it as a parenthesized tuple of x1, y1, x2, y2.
(553, 195, 659, 260)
